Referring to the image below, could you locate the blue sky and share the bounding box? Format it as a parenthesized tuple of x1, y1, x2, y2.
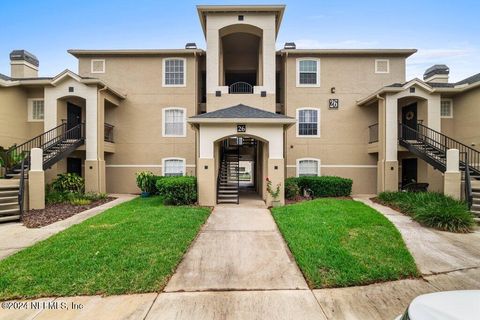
(1, 0, 479, 81)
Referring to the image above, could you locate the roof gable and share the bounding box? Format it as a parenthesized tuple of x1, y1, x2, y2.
(190, 104, 292, 119)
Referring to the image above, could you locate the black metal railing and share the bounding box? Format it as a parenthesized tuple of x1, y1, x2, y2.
(104, 123, 114, 143)
(42, 123, 85, 169)
(7, 123, 67, 163)
(463, 152, 473, 210)
(416, 123, 480, 175)
(368, 123, 379, 143)
(228, 82, 254, 94)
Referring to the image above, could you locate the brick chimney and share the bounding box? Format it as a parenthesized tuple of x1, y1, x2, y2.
(423, 64, 449, 83)
(10, 50, 39, 78)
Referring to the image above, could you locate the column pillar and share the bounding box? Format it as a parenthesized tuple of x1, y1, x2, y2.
(197, 158, 216, 206)
(444, 149, 461, 199)
(29, 148, 45, 210)
(267, 158, 285, 206)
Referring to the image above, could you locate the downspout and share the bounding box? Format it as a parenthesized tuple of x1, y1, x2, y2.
(376, 94, 386, 192)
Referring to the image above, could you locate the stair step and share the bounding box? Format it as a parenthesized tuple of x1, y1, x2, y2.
(218, 190, 238, 194)
(218, 194, 238, 198)
(0, 215, 21, 223)
(0, 208, 20, 216)
(0, 202, 18, 208)
(0, 196, 18, 203)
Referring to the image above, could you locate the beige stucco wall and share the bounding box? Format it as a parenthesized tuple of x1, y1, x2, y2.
(0, 86, 44, 148)
(447, 89, 480, 150)
(284, 55, 407, 194)
(78, 54, 198, 193)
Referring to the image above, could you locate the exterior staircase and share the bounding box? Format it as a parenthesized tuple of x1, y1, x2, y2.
(217, 152, 240, 204)
(399, 122, 480, 222)
(0, 122, 85, 222)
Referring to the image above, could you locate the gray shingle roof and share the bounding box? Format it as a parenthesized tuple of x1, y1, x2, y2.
(191, 104, 292, 119)
(0, 73, 10, 81)
(456, 73, 480, 86)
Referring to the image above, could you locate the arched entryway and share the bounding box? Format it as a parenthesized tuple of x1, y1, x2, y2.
(215, 135, 268, 204)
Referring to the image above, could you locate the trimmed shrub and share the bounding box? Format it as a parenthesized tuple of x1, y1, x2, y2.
(156, 176, 197, 205)
(285, 177, 301, 200)
(70, 198, 92, 206)
(51, 173, 85, 194)
(377, 192, 474, 233)
(296, 176, 352, 198)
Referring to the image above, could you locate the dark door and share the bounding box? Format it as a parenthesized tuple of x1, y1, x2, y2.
(402, 103, 417, 140)
(67, 103, 82, 130)
(67, 158, 82, 177)
(402, 158, 417, 188)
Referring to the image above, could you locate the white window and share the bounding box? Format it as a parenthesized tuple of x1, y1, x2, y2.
(163, 158, 185, 176)
(28, 99, 44, 122)
(375, 59, 389, 74)
(441, 99, 453, 118)
(163, 58, 186, 87)
(296, 58, 320, 87)
(91, 59, 105, 73)
(162, 108, 186, 137)
(297, 108, 320, 137)
(297, 158, 320, 177)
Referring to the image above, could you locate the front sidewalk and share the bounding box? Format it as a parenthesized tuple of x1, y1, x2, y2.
(1, 194, 479, 319)
(0, 194, 136, 260)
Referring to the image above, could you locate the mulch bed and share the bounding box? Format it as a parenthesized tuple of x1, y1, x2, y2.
(22, 197, 116, 228)
(285, 195, 353, 205)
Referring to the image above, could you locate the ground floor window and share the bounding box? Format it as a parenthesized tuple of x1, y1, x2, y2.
(163, 158, 185, 176)
(297, 158, 320, 177)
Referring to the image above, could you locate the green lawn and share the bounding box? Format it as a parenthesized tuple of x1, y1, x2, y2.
(0, 197, 210, 300)
(272, 199, 418, 288)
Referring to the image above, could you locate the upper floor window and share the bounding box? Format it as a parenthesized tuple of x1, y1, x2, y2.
(163, 158, 185, 176)
(163, 58, 186, 87)
(375, 59, 389, 74)
(297, 158, 320, 177)
(441, 99, 453, 118)
(91, 59, 105, 73)
(28, 99, 44, 122)
(162, 108, 186, 137)
(297, 108, 320, 137)
(297, 58, 320, 87)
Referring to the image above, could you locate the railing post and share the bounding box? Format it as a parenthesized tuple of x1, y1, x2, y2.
(444, 149, 461, 200)
(28, 148, 45, 210)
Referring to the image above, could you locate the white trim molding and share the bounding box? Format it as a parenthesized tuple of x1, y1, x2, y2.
(162, 107, 187, 137)
(375, 59, 390, 74)
(296, 107, 320, 138)
(296, 158, 321, 177)
(287, 164, 377, 169)
(162, 157, 186, 176)
(27, 98, 44, 122)
(162, 57, 187, 87)
(440, 98, 454, 118)
(105, 164, 195, 168)
(91, 59, 105, 74)
(296, 58, 321, 87)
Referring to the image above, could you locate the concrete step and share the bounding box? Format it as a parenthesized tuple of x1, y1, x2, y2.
(218, 189, 238, 194)
(0, 215, 20, 223)
(0, 208, 20, 216)
(0, 196, 18, 203)
(0, 202, 18, 209)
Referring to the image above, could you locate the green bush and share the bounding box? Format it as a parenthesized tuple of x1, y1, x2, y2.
(295, 176, 352, 198)
(285, 177, 301, 200)
(135, 171, 158, 195)
(51, 173, 85, 194)
(156, 176, 197, 205)
(70, 198, 92, 206)
(377, 192, 474, 233)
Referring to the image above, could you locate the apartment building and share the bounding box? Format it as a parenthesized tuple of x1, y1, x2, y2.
(1, 5, 480, 220)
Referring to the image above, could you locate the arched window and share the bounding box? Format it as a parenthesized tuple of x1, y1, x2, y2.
(297, 158, 320, 177)
(162, 158, 185, 176)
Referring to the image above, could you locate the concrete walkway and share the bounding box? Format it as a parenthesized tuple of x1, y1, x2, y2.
(0, 194, 136, 260)
(1, 193, 479, 319)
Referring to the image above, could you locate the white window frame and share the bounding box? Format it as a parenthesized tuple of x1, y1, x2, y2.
(296, 107, 320, 138)
(91, 59, 105, 74)
(162, 57, 187, 87)
(162, 157, 186, 176)
(440, 98, 453, 118)
(375, 59, 390, 74)
(27, 98, 45, 122)
(162, 107, 187, 137)
(296, 58, 321, 87)
(296, 158, 321, 177)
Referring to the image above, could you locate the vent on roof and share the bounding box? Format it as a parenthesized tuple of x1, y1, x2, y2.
(424, 64, 449, 83)
(284, 42, 296, 50)
(185, 43, 197, 49)
(91, 59, 105, 73)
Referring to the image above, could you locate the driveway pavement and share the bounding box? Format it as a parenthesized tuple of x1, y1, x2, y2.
(1, 193, 479, 320)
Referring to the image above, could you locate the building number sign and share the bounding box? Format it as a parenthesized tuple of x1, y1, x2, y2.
(329, 99, 339, 109)
(237, 124, 246, 133)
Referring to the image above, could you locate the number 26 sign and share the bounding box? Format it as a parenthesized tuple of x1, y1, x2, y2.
(329, 99, 339, 109)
